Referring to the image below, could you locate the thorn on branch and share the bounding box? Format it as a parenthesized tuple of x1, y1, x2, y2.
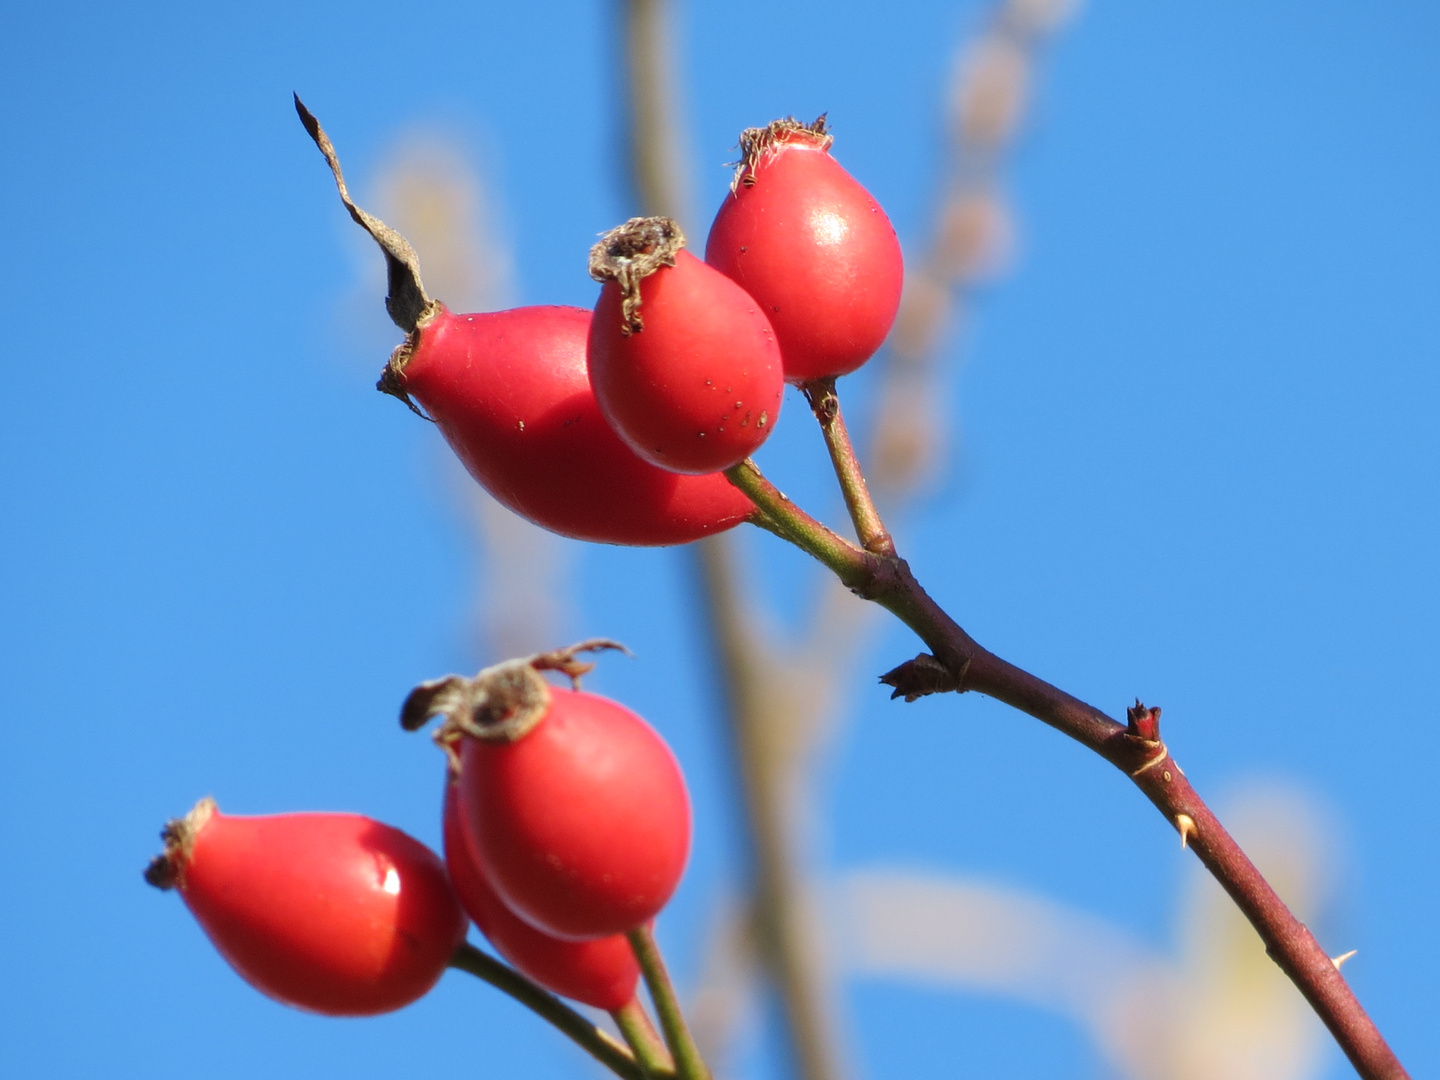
(1175, 813, 1197, 849)
(1332, 950, 1358, 971)
(879, 653, 970, 702)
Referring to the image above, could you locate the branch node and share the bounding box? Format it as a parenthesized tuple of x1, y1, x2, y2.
(1126, 699, 1162, 742)
(1129, 744, 1170, 778)
(879, 653, 970, 701)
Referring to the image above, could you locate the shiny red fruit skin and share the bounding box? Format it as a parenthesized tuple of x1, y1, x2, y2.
(442, 781, 640, 1010)
(459, 686, 691, 940)
(588, 251, 784, 474)
(178, 808, 466, 1016)
(398, 304, 753, 545)
(705, 138, 904, 383)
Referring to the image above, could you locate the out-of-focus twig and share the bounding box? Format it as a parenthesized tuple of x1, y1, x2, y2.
(619, 3, 1082, 1079)
(693, 534, 849, 1080)
(841, 784, 1335, 1080)
(622, 0, 692, 230)
(687, 894, 761, 1065)
(616, 3, 849, 1078)
(870, 0, 1075, 500)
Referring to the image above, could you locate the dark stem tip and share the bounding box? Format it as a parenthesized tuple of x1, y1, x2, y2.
(1126, 700, 1162, 742)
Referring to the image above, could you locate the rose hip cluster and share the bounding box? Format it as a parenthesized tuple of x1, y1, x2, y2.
(146, 643, 684, 1016)
(348, 107, 902, 545)
(147, 104, 902, 1049)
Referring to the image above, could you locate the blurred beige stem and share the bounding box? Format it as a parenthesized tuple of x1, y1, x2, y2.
(869, 0, 1070, 502)
(694, 535, 849, 1080)
(623, 0, 691, 229)
(618, 2, 848, 1078)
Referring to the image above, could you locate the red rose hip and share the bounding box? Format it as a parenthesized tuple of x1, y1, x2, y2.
(392, 303, 754, 544)
(442, 779, 641, 1010)
(403, 643, 691, 940)
(145, 798, 466, 1016)
(706, 116, 904, 383)
(588, 217, 784, 474)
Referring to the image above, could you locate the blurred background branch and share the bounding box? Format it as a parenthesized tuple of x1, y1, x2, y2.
(617, 2, 850, 1076)
(623, 0, 694, 230)
(617, 2, 1078, 1078)
(840, 784, 1333, 1080)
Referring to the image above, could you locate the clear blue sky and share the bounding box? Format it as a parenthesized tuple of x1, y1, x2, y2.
(3, 2, 1438, 1078)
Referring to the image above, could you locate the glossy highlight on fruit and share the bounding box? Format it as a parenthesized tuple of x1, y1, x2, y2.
(392, 304, 755, 544)
(588, 217, 784, 474)
(442, 780, 640, 1010)
(457, 682, 692, 940)
(145, 798, 466, 1016)
(706, 116, 904, 383)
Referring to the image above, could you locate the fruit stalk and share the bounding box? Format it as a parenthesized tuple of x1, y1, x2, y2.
(799, 378, 894, 556)
(729, 440, 1410, 1080)
(723, 461, 872, 586)
(448, 942, 646, 1080)
(626, 926, 712, 1080)
(613, 996, 677, 1079)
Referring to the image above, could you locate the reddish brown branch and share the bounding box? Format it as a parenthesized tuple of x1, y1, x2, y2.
(727, 459, 1409, 1080)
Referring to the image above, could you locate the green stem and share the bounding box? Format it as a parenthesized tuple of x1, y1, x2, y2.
(448, 943, 644, 1080)
(800, 377, 895, 555)
(626, 925, 712, 1080)
(725, 461, 871, 588)
(612, 995, 676, 1079)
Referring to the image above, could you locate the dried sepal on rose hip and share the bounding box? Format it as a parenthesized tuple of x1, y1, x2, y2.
(295, 97, 753, 546)
(441, 778, 642, 1010)
(403, 640, 691, 940)
(145, 798, 466, 1016)
(587, 216, 785, 474)
(705, 115, 904, 383)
